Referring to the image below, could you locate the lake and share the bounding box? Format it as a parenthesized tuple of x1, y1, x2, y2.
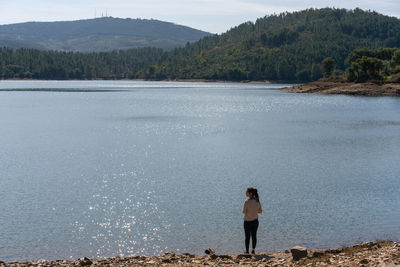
(0, 80, 399, 261)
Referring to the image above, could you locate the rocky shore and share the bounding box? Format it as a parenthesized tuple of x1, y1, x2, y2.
(1, 241, 399, 266)
(285, 81, 400, 97)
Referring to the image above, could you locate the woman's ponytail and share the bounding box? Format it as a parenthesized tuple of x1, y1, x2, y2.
(253, 189, 259, 202)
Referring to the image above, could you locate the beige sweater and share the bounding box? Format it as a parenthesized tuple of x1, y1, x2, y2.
(243, 198, 262, 221)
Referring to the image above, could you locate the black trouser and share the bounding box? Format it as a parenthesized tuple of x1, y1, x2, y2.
(244, 219, 259, 252)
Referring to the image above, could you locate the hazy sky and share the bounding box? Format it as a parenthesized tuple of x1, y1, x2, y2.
(0, 0, 399, 33)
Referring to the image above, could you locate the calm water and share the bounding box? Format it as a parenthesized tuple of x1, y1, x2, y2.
(0, 81, 399, 261)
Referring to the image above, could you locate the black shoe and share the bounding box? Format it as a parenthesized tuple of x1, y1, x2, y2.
(251, 249, 255, 254)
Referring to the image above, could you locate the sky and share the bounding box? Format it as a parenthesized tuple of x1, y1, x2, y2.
(0, 0, 399, 33)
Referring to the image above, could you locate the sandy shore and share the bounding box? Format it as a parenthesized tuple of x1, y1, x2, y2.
(1, 241, 399, 266)
(284, 81, 400, 97)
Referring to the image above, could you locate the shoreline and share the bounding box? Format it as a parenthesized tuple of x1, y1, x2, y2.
(3, 79, 400, 97)
(284, 81, 400, 97)
(2, 241, 399, 266)
(0, 78, 274, 84)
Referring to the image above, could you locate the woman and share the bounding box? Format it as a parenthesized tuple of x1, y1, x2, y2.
(242, 187, 262, 254)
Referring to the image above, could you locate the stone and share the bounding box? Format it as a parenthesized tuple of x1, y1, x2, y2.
(204, 248, 215, 255)
(236, 254, 252, 259)
(162, 258, 171, 263)
(291, 246, 308, 261)
(162, 252, 177, 257)
(327, 248, 342, 254)
(78, 257, 93, 266)
(218, 255, 233, 260)
(209, 254, 218, 260)
(360, 259, 369, 264)
(312, 251, 325, 258)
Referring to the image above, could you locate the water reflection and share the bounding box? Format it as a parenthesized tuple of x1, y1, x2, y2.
(0, 81, 399, 261)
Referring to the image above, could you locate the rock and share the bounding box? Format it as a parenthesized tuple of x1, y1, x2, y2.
(360, 258, 369, 264)
(327, 248, 342, 254)
(312, 251, 325, 258)
(364, 241, 375, 248)
(291, 246, 308, 261)
(162, 252, 177, 257)
(204, 248, 215, 255)
(162, 258, 171, 263)
(79, 260, 92, 266)
(77, 257, 93, 266)
(218, 255, 233, 260)
(209, 254, 218, 260)
(236, 254, 252, 259)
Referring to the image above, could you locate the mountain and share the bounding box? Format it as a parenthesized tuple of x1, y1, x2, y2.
(144, 8, 400, 81)
(0, 17, 211, 51)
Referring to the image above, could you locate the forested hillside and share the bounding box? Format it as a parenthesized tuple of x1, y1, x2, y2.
(1, 8, 400, 81)
(146, 8, 400, 81)
(0, 47, 164, 79)
(0, 17, 210, 51)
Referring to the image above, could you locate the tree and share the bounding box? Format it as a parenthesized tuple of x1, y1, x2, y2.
(322, 57, 335, 77)
(347, 56, 383, 82)
(392, 50, 400, 65)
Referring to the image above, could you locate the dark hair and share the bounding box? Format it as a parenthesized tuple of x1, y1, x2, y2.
(247, 187, 259, 202)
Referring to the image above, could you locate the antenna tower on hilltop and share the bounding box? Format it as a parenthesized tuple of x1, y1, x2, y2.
(95, 9, 110, 18)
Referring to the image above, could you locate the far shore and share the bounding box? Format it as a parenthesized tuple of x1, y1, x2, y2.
(0, 78, 276, 84)
(3, 79, 400, 97)
(2, 241, 399, 266)
(284, 81, 400, 97)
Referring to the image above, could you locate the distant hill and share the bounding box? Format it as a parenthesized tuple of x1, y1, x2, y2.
(0, 39, 42, 50)
(145, 8, 400, 81)
(0, 17, 211, 51)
